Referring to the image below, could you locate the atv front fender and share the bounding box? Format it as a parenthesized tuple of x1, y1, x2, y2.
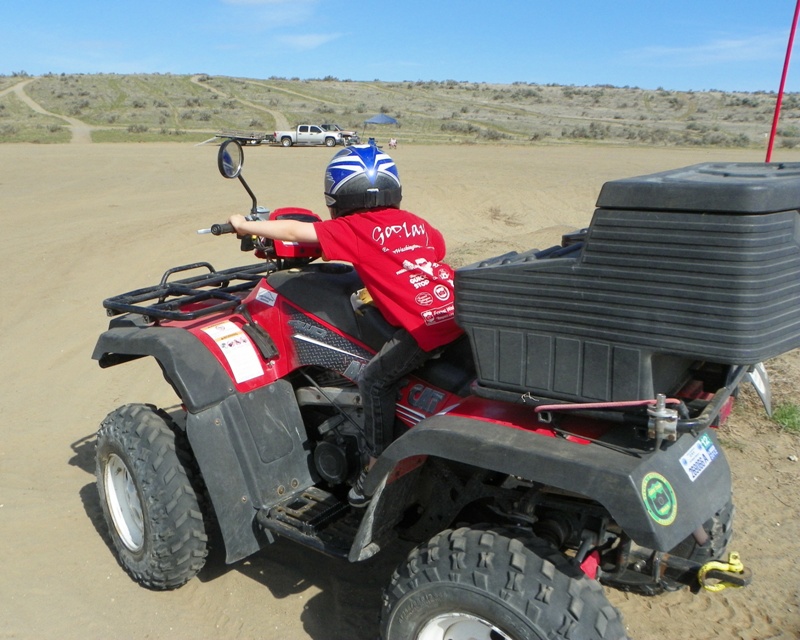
(92, 326, 235, 412)
(362, 414, 731, 554)
(94, 327, 315, 565)
(185, 379, 315, 564)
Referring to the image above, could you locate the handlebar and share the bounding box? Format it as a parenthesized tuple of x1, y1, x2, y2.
(211, 223, 235, 235)
(197, 223, 236, 235)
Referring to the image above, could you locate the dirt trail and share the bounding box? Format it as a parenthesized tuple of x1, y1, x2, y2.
(1, 78, 95, 143)
(1, 77, 295, 144)
(191, 75, 290, 131)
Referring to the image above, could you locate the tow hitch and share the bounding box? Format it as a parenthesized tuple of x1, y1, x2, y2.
(698, 552, 751, 592)
(607, 543, 753, 593)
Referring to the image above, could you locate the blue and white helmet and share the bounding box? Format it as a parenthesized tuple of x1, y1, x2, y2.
(324, 144, 402, 218)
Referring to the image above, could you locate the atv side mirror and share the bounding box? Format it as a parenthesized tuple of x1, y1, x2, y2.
(218, 138, 259, 215)
(218, 139, 244, 179)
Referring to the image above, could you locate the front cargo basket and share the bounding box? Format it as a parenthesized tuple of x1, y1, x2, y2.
(103, 262, 273, 322)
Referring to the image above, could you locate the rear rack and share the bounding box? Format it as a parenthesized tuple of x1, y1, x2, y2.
(102, 262, 274, 322)
(471, 363, 749, 436)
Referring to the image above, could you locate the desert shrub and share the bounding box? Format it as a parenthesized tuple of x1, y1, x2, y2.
(249, 119, 263, 128)
(440, 122, 479, 134)
(128, 124, 148, 133)
(481, 129, 510, 141)
(561, 122, 611, 140)
(778, 125, 800, 137)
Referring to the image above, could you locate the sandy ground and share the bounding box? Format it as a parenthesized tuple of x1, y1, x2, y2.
(1, 142, 798, 640)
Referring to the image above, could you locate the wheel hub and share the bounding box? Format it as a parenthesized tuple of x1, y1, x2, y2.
(104, 453, 145, 552)
(417, 612, 513, 640)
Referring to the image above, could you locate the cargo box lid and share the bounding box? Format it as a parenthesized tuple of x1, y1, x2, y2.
(596, 162, 800, 214)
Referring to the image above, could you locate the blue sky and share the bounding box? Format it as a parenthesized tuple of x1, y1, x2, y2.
(5, 0, 800, 92)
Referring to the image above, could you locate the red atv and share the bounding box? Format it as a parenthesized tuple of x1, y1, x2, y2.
(93, 141, 797, 639)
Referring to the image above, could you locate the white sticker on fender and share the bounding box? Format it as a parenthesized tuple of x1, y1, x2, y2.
(679, 432, 719, 482)
(202, 321, 264, 383)
(255, 287, 278, 306)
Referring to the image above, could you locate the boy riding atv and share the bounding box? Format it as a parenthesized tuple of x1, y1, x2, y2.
(92, 141, 790, 639)
(227, 143, 462, 507)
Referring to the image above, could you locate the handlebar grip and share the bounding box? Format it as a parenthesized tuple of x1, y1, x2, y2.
(211, 223, 235, 236)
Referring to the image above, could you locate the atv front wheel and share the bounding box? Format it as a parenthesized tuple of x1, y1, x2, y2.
(95, 403, 208, 590)
(382, 526, 628, 640)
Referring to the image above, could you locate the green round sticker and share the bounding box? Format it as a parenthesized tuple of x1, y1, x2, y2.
(641, 472, 677, 526)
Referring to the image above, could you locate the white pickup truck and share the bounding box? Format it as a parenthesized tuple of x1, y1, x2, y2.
(321, 124, 360, 145)
(273, 124, 342, 147)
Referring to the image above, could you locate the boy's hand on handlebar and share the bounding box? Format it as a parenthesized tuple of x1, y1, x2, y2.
(227, 214, 247, 233)
(224, 215, 320, 244)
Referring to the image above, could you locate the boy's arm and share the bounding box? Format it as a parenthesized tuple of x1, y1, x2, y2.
(228, 214, 319, 243)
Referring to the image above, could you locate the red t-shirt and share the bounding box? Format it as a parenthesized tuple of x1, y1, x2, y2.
(314, 208, 463, 351)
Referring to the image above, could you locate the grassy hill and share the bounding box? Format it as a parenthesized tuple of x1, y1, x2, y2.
(2, 72, 799, 147)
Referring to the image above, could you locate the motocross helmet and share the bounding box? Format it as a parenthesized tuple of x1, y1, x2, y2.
(324, 144, 402, 218)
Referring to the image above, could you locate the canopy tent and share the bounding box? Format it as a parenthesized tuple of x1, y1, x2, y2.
(364, 114, 398, 126)
(362, 114, 399, 145)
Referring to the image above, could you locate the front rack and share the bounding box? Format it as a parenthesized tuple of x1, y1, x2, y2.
(102, 262, 274, 322)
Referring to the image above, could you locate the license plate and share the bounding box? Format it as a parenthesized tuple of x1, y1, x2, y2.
(680, 433, 719, 482)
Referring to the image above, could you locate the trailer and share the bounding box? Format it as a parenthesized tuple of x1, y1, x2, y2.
(214, 130, 275, 146)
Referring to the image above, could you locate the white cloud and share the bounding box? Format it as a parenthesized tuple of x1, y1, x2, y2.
(219, 0, 318, 29)
(629, 32, 788, 67)
(276, 33, 343, 51)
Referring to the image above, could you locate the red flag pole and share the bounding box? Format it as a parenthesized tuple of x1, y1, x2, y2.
(766, 0, 800, 162)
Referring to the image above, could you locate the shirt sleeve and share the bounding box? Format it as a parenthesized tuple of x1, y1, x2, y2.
(313, 218, 358, 263)
(428, 225, 446, 261)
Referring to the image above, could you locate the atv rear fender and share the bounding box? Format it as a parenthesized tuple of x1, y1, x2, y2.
(352, 414, 731, 559)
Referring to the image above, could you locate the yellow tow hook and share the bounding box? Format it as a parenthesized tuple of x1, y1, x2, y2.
(698, 552, 752, 592)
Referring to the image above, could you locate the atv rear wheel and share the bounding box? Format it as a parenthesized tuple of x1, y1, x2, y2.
(95, 403, 208, 590)
(382, 526, 628, 640)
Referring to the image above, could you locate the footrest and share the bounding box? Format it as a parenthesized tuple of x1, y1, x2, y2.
(257, 486, 359, 558)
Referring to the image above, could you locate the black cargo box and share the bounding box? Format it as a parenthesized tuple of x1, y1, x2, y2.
(455, 162, 800, 403)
